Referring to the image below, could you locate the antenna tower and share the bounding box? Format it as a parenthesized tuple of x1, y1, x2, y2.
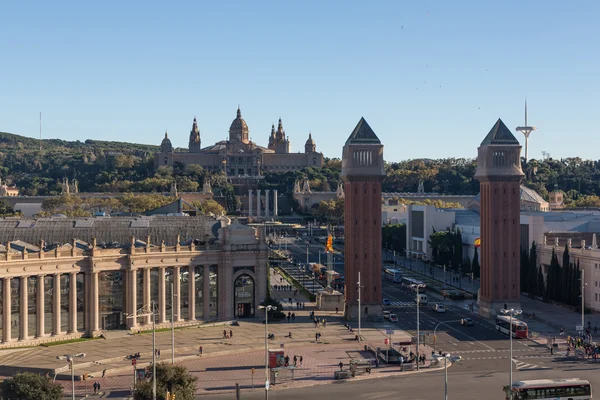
(516, 100, 537, 162)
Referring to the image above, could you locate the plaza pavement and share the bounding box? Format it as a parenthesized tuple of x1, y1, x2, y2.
(0, 268, 435, 398)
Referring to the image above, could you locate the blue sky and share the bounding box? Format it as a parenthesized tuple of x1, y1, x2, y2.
(1, 1, 598, 162)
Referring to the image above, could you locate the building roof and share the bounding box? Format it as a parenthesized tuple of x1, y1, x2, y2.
(480, 118, 520, 146)
(345, 117, 381, 145)
(0, 215, 224, 247)
(229, 107, 249, 141)
(520, 185, 548, 205)
(452, 209, 480, 226)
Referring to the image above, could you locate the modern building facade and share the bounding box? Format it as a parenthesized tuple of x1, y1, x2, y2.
(154, 108, 325, 176)
(474, 119, 525, 318)
(341, 118, 385, 320)
(0, 216, 267, 347)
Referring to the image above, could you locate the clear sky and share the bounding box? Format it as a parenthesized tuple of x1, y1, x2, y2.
(1, 1, 598, 162)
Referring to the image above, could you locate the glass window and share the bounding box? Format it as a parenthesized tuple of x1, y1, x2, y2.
(61, 275, 69, 333)
(76, 273, 85, 332)
(195, 266, 204, 320)
(28, 276, 37, 338)
(99, 271, 123, 330)
(150, 268, 159, 322)
(180, 267, 189, 320)
(209, 266, 218, 319)
(44, 276, 54, 334)
(11, 278, 20, 339)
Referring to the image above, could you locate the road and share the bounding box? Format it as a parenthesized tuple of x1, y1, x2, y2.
(276, 236, 597, 394)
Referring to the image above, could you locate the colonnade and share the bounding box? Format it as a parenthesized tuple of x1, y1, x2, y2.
(248, 189, 278, 218)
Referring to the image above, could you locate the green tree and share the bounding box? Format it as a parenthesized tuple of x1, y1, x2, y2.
(134, 362, 197, 400)
(528, 242, 538, 295)
(382, 224, 406, 254)
(1, 371, 64, 400)
(472, 247, 480, 279)
(200, 199, 226, 216)
(536, 267, 546, 297)
(0, 199, 18, 216)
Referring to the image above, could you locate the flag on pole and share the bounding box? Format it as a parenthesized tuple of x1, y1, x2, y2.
(325, 235, 334, 253)
(474, 238, 481, 248)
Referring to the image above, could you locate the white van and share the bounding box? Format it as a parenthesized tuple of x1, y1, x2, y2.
(415, 294, 428, 305)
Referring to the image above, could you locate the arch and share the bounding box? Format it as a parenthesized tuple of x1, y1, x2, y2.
(233, 273, 255, 318)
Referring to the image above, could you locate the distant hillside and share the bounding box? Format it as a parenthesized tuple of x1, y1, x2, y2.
(0, 131, 158, 154)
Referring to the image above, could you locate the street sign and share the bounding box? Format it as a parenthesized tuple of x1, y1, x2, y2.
(265, 380, 270, 390)
(385, 329, 395, 335)
(132, 358, 137, 366)
(576, 325, 584, 331)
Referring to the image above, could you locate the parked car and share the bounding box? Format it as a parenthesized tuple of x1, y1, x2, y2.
(432, 304, 446, 313)
(461, 318, 474, 326)
(383, 310, 392, 320)
(382, 298, 392, 306)
(389, 314, 398, 323)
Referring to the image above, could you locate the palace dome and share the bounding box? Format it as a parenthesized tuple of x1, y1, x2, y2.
(229, 107, 249, 143)
(160, 131, 173, 153)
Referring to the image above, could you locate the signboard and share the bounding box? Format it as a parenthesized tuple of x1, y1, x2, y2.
(265, 380, 270, 390)
(576, 325, 584, 331)
(132, 358, 137, 366)
(136, 369, 146, 381)
(385, 329, 395, 335)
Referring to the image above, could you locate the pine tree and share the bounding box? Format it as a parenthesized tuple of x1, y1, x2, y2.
(537, 267, 546, 297)
(561, 244, 570, 303)
(528, 242, 538, 295)
(472, 247, 480, 279)
(520, 248, 529, 292)
(566, 262, 574, 306)
(575, 259, 582, 309)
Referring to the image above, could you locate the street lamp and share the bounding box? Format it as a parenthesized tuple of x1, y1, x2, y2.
(501, 308, 522, 399)
(432, 352, 462, 400)
(415, 284, 426, 371)
(258, 305, 277, 400)
(432, 320, 462, 354)
(126, 301, 157, 400)
(57, 353, 86, 400)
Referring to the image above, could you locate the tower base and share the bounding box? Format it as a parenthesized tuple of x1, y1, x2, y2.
(316, 290, 344, 311)
(478, 298, 522, 320)
(344, 303, 382, 321)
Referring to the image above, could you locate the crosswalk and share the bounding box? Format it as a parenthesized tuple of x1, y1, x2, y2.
(513, 358, 550, 371)
(387, 301, 451, 307)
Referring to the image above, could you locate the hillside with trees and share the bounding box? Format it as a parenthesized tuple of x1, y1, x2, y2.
(2, 130, 600, 207)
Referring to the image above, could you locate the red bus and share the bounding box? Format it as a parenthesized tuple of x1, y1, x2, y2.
(495, 315, 528, 339)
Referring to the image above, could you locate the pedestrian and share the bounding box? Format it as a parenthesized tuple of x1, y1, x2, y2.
(158, 350, 161, 359)
(335, 307, 338, 314)
(550, 346, 554, 355)
(300, 356, 303, 367)
(230, 330, 233, 339)
(199, 345, 203, 355)
(293, 355, 298, 366)
(223, 329, 227, 339)
(338, 361, 343, 371)
(292, 312, 295, 321)
(93, 382, 97, 394)
(102, 369, 106, 378)
(98, 382, 101, 392)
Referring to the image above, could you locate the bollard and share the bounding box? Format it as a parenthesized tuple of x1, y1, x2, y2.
(236, 383, 240, 400)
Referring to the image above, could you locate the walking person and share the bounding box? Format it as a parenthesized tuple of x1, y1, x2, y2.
(230, 330, 233, 339)
(199, 345, 203, 355)
(300, 356, 303, 367)
(338, 361, 343, 371)
(102, 369, 107, 378)
(223, 329, 227, 339)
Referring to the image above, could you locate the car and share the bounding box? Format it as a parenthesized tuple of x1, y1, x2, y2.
(461, 318, 474, 326)
(389, 314, 398, 323)
(382, 310, 392, 320)
(382, 298, 392, 306)
(432, 304, 446, 313)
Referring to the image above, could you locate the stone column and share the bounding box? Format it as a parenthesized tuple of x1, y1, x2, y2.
(256, 189, 261, 218)
(36, 276, 45, 337)
(2, 278, 11, 342)
(69, 273, 77, 333)
(19, 277, 28, 340)
(158, 268, 166, 324)
(265, 189, 270, 218)
(248, 190, 253, 217)
(143, 268, 151, 325)
(52, 274, 61, 336)
(274, 189, 278, 216)
(128, 270, 138, 329)
(188, 267, 195, 321)
(203, 266, 210, 319)
(173, 267, 181, 322)
(88, 272, 99, 334)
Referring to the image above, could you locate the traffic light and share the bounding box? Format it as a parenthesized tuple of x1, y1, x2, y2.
(82, 373, 88, 381)
(166, 392, 171, 400)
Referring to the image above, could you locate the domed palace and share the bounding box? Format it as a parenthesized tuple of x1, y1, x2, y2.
(154, 108, 324, 177)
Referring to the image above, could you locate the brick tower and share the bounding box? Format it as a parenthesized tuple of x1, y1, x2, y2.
(474, 119, 525, 318)
(341, 117, 385, 320)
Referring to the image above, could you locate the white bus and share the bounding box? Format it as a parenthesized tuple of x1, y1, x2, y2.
(495, 315, 528, 339)
(401, 277, 426, 293)
(506, 378, 592, 400)
(384, 268, 403, 283)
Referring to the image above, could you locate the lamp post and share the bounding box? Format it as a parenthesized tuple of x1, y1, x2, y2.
(415, 284, 426, 371)
(501, 308, 522, 399)
(127, 301, 157, 400)
(432, 352, 461, 400)
(432, 320, 462, 354)
(357, 271, 363, 341)
(258, 305, 276, 400)
(171, 281, 175, 365)
(57, 353, 86, 400)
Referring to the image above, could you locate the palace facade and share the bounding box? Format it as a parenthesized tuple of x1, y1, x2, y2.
(154, 108, 325, 176)
(0, 216, 267, 347)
